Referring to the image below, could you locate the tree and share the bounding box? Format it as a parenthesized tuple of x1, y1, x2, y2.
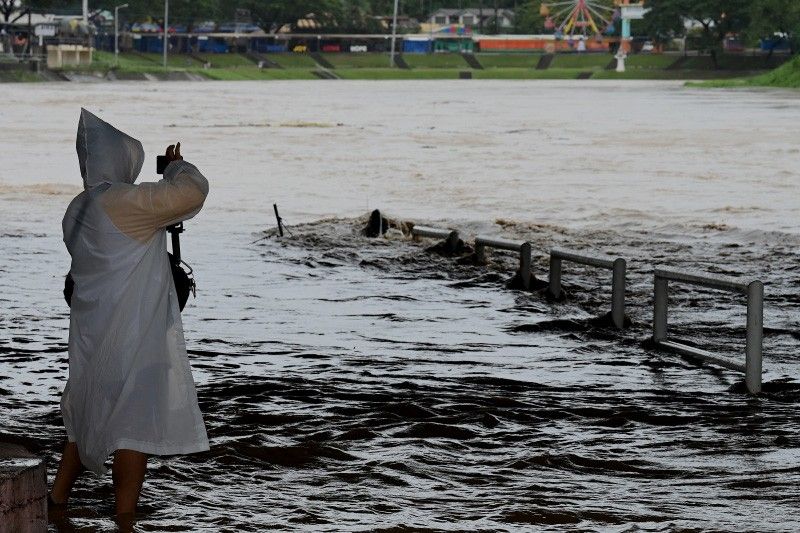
(633, 0, 685, 48)
(217, 0, 342, 32)
(513, 1, 545, 35)
(0, 0, 19, 23)
(644, 0, 751, 67)
(338, 0, 374, 33)
(687, 0, 751, 66)
(3, 0, 73, 23)
(747, 0, 800, 55)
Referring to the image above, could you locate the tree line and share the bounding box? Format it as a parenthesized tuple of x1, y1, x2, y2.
(3, 0, 799, 54)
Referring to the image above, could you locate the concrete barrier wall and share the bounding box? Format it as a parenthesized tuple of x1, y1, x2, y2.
(0, 443, 47, 533)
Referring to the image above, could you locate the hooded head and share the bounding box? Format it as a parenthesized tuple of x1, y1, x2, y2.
(76, 108, 144, 189)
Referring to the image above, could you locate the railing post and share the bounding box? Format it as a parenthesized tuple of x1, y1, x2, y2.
(446, 230, 459, 254)
(611, 258, 626, 329)
(653, 275, 668, 342)
(745, 280, 764, 394)
(475, 242, 487, 264)
(519, 242, 532, 290)
(548, 255, 562, 299)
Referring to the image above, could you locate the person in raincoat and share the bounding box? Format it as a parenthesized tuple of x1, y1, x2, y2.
(50, 109, 210, 517)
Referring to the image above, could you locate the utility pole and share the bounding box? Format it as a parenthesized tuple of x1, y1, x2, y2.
(389, 0, 399, 67)
(428, 0, 433, 49)
(163, 0, 168, 69)
(115, 3, 128, 67)
(82, 0, 88, 25)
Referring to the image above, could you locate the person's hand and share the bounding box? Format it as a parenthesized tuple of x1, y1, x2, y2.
(165, 142, 183, 163)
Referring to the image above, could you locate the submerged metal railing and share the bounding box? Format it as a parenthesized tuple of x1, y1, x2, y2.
(548, 248, 627, 329)
(411, 225, 460, 254)
(474, 236, 532, 290)
(652, 267, 764, 394)
(368, 212, 769, 395)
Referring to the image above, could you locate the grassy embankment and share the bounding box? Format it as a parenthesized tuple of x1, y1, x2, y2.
(1, 49, 784, 82)
(0, 69, 42, 82)
(691, 54, 800, 89)
(90, 50, 316, 80)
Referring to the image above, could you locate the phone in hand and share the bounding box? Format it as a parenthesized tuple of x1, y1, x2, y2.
(156, 155, 168, 175)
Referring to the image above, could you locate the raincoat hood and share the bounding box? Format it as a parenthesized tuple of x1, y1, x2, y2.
(76, 108, 144, 189)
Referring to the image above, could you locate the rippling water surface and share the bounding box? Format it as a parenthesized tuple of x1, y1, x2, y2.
(1, 80, 799, 531)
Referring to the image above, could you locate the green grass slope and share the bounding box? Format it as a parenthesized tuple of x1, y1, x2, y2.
(692, 55, 800, 89)
(476, 53, 542, 69)
(0, 69, 43, 82)
(550, 53, 611, 70)
(749, 55, 800, 87)
(321, 53, 391, 69)
(403, 54, 467, 69)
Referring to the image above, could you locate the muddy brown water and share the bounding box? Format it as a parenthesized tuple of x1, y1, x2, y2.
(0, 80, 799, 531)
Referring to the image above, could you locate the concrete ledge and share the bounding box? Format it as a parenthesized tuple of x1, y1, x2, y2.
(0, 443, 47, 533)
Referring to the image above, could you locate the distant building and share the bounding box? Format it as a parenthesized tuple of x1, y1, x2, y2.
(372, 15, 420, 34)
(427, 8, 515, 31)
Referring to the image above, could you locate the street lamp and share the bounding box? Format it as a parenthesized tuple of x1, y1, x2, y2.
(114, 3, 128, 67)
(389, 0, 399, 67)
(162, 0, 168, 69)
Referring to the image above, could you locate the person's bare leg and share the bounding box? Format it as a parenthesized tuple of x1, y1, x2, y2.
(112, 449, 147, 517)
(50, 441, 83, 504)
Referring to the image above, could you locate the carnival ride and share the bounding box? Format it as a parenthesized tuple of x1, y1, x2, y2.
(540, 0, 619, 38)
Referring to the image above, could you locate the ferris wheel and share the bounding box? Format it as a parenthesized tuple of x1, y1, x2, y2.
(541, 0, 618, 38)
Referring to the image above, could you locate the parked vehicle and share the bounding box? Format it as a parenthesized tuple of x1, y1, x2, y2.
(217, 23, 263, 34)
(194, 21, 216, 33)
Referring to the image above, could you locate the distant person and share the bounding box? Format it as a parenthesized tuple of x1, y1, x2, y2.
(50, 109, 210, 520)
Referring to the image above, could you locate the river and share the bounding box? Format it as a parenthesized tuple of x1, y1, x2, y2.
(1, 80, 798, 531)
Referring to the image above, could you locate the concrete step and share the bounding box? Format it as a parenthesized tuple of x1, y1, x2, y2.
(40, 69, 70, 81)
(310, 52, 335, 69)
(461, 53, 483, 69)
(536, 54, 554, 70)
(245, 51, 283, 69)
(189, 53, 210, 67)
(312, 69, 340, 80)
(393, 55, 411, 70)
(0, 443, 46, 533)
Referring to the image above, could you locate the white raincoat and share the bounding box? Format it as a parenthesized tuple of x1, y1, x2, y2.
(61, 109, 209, 474)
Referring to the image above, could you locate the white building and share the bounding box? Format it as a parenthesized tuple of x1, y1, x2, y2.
(428, 8, 515, 31)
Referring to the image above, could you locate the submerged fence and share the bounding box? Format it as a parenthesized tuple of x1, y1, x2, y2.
(411, 225, 460, 254)
(653, 267, 764, 394)
(548, 248, 627, 329)
(365, 210, 767, 395)
(475, 236, 532, 290)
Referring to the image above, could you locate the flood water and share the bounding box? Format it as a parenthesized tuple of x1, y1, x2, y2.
(1, 80, 799, 531)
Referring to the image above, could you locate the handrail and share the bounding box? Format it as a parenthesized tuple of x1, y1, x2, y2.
(653, 267, 763, 394)
(551, 248, 616, 269)
(654, 267, 751, 294)
(548, 248, 627, 329)
(475, 236, 526, 252)
(382, 212, 770, 396)
(411, 225, 460, 254)
(474, 236, 532, 290)
(412, 225, 455, 241)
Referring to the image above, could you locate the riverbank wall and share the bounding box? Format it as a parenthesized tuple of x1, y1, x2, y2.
(0, 443, 47, 533)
